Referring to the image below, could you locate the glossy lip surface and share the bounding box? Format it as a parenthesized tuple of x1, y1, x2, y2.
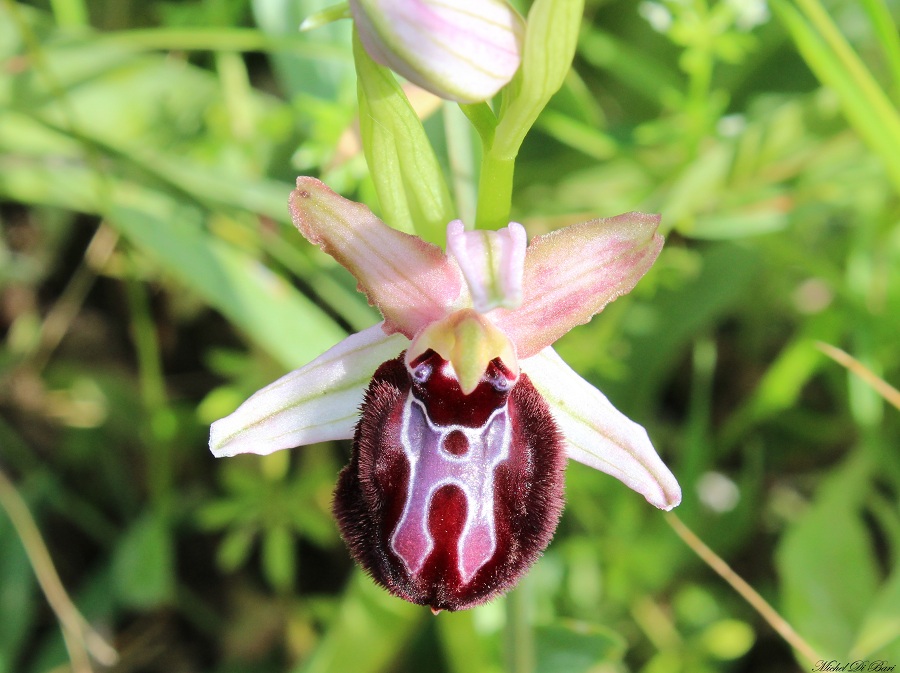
(390, 396, 511, 583)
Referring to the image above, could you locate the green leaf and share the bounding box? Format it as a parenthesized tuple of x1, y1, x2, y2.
(577, 28, 682, 105)
(196, 498, 246, 530)
(593, 243, 759, 412)
(0, 506, 37, 672)
(492, 0, 585, 160)
(49, 0, 88, 28)
(299, 3, 352, 32)
(771, 0, 900, 192)
(217, 527, 257, 572)
(475, 0, 584, 229)
(776, 456, 880, 658)
(689, 208, 789, 240)
(293, 571, 424, 673)
(112, 510, 175, 609)
(437, 609, 502, 673)
(110, 196, 348, 370)
(700, 619, 755, 660)
(0, 148, 347, 370)
(721, 312, 843, 450)
(262, 524, 295, 592)
(353, 31, 456, 245)
(534, 620, 625, 673)
(251, 0, 354, 100)
(851, 562, 900, 660)
(535, 109, 617, 161)
(459, 102, 497, 149)
(664, 142, 735, 231)
(88, 27, 350, 56)
(859, 0, 900, 97)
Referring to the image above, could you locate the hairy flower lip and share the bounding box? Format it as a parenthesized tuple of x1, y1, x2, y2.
(211, 177, 681, 512)
(349, 0, 525, 103)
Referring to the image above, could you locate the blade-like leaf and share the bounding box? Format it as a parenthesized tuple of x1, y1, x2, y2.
(772, 0, 900, 191)
(353, 30, 456, 245)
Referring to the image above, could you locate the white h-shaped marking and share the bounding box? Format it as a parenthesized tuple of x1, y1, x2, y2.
(390, 394, 511, 583)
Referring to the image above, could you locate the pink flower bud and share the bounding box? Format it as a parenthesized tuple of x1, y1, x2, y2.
(350, 0, 525, 103)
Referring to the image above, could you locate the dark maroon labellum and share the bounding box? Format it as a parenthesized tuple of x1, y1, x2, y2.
(333, 351, 566, 612)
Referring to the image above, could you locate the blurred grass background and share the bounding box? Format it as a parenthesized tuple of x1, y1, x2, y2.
(1, 0, 899, 672)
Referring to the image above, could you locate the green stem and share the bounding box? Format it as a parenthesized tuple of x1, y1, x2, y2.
(444, 102, 479, 226)
(49, 0, 89, 28)
(505, 584, 535, 673)
(125, 268, 171, 509)
(685, 1, 714, 148)
(665, 512, 822, 665)
(474, 152, 516, 230)
(0, 468, 119, 667)
(459, 102, 497, 148)
(125, 276, 166, 412)
(95, 28, 350, 58)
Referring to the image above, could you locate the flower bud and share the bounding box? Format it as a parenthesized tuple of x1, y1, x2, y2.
(349, 0, 525, 103)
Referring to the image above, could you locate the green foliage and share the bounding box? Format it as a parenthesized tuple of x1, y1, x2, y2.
(533, 621, 626, 673)
(776, 456, 881, 657)
(476, 0, 586, 229)
(353, 30, 456, 244)
(1, 0, 900, 672)
(0, 486, 38, 671)
(112, 509, 176, 608)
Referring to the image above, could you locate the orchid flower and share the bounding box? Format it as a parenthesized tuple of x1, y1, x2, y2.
(349, 0, 525, 103)
(210, 177, 681, 612)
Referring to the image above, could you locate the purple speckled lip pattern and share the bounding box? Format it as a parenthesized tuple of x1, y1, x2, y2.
(390, 396, 510, 583)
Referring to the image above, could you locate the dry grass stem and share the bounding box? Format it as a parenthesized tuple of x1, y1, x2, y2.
(816, 341, 900, 411)
(665, 512, 822, 665)
(0, 468, 119, 669)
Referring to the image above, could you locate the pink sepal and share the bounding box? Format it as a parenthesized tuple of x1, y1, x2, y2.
(493, 212, 664, 358)
(289, 177, 463, 338)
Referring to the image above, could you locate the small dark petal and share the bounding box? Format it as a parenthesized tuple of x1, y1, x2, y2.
(333, 353, 566, 612)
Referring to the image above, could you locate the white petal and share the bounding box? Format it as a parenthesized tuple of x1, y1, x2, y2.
(290, 178, 462, 339)
(210, 323, 408, 458)
(521, 347, 681, 510)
